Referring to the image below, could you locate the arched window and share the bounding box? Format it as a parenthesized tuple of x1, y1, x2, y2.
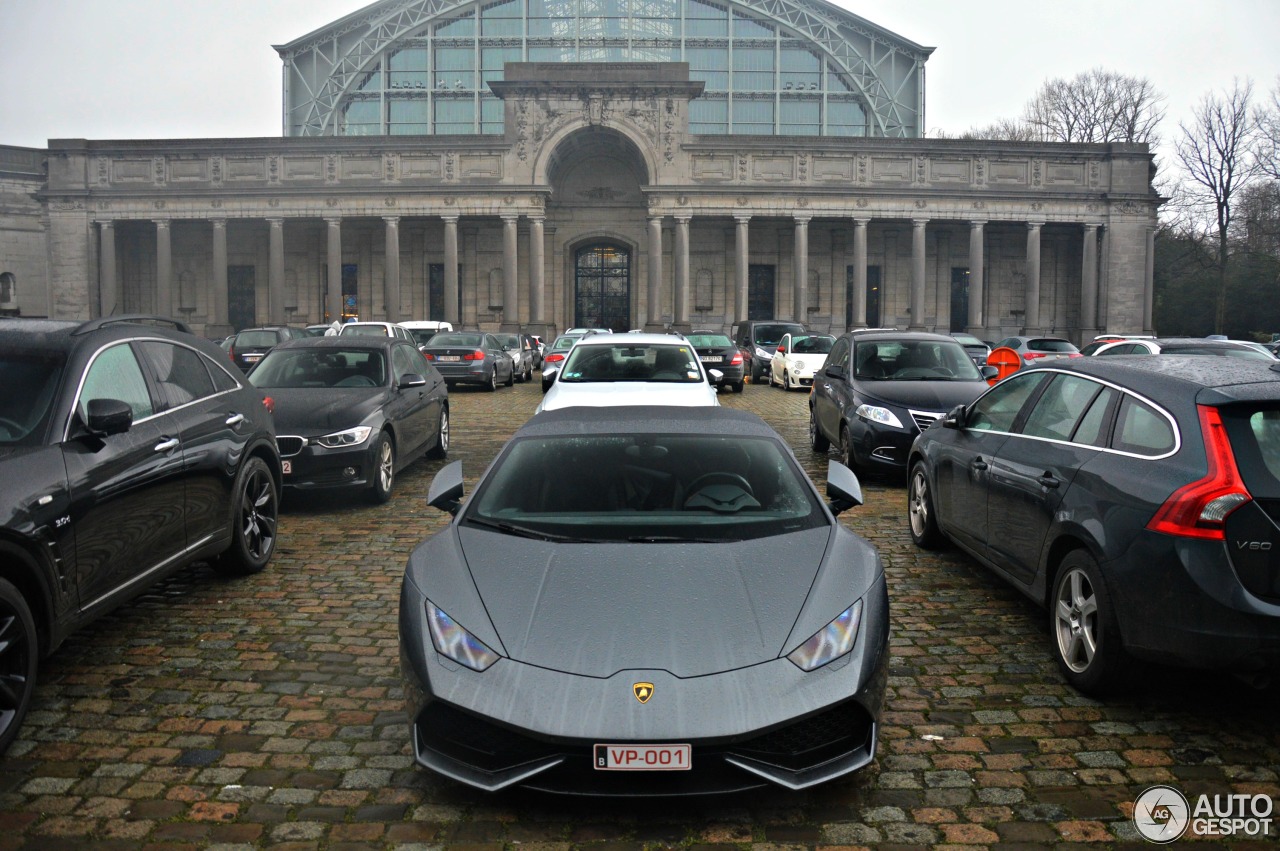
(0, 272, 16, 309)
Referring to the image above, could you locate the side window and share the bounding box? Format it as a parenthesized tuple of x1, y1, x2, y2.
(408, 345, 433, 375)
(139, 342, 217, 407)
(80, 344, 154, 422)
(1098, 343, 1135, 356)
(1112, 396, 1175, 456)
(208, 357, 241, 393)
(827, 338, 850, 371)
(1021, 375, 1103, 442)
(967, 372, 1049, 432)
(392, 345, 416, 379)
(1070, 386, 1117, 447)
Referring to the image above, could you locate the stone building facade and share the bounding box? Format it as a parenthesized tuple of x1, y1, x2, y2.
(2, 0, 1160, 343)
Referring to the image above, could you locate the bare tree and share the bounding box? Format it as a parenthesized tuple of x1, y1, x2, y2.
(1022, 68, 1165, 145)
(1256, 76, 1280, 180)
(932, 118, 1038, 141)
(1175, 79, 1262, 333)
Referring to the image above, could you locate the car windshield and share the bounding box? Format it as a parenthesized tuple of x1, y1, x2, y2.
(687, 334, 732, 348)
(1163, 344, 1274, 360)
(465, 434, 826, 542)
(235, 330, 281, 347)
(790, 335, 835, 354)
(1224, 406, 1280, 494)
(951, 333, 985, 347)
(341, 325, 391, 337)
(560, 343, 703, 383)
(496, 334, 521, 349)
(753, 325, 803, 346)
(248, 349, 387, 388)
(427, 333, 483, 347)
(408, 329, 438, 346)
(0, 351, 64, 446)
(854, 340, 984, 380)
(550, 335, 581, 348)
(1028, 338, 1077, 353)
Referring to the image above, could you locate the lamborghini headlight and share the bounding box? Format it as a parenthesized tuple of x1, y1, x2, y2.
(425, 601, 500, 672)
(855, 404, 904, 429)
(787, 601, 863, 671)
(314, 425, 373, 448)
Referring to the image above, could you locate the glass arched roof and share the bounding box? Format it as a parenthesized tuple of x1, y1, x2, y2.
(278, 0, 931, 139)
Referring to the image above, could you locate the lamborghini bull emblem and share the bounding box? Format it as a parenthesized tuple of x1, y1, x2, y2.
(633, 682, 654, 703)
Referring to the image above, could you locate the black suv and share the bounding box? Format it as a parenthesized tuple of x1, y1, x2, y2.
(732, 320, 806, 383)
(0, 316, 281, 753)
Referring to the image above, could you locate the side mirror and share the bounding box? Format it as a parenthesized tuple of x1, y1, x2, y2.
(541, 366, 559, 393)
(943, 404, 967, 429)
(825, 460, 863, 516)
(980, 365, 999, 381)
(776, 345, 786, 354)
(708, 368, 724, 384)
(825, 363, 846, 380)
(427, 460, 464, 515)
(398, 373, 427, 390)
(85, 398, 133, 437)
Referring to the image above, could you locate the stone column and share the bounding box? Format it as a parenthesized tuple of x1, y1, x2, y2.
(967, 220, 986, 336)
(99, 220, 117, 317)
(851, 217, 869, 329)
(909, 218, 928, 330)
(501, 214, 519, 330)
(734, 215, 750, 324)
(325, 217, 342, 324)
(673, 214, 691, 330)
(1143, 226, 1155, 334)
(267, 218, 285, 325)
(528, 215, 546, 330)
(443, 215, 460, 327)
(1079, 223, 1100, 342)
(646, 216, 664, 330)
(384, 216, 401, 323)
(210, 218, 230, 334)
(792, 215, 811, 324)
(1024, 221, 1043, 335)
(154, 219, 172, 318)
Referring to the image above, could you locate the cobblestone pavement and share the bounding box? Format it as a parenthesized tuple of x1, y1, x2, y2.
(2, 378, 1278, 850)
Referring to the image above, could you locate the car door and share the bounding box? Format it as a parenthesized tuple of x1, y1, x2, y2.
(389, 343, 434, 456)
(63, 341, 188, 613)
(932, 371, 1051, 555)
(984, 374, 1114, 583)
(813, 336, 852, 443)
(484, 334, 510, 381)
(137, 340, 250, 548)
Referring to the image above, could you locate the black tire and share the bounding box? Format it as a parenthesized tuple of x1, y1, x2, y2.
(783, 371, 795, 391)
(809, 407, 830, 452)
(368, 432, 395, 504)
(0, 577, 37, 756)
(732, 381, 744, 393)
(751, 361, 764, 382)
(523, 364, 533, 383)
(505, 364, 515, 387)
(1050, 550, 1128, 695)
(213, 456, 278, 575)
(839, 423, 860, 474)
(427, 408, 450, 460)
(484, 368, 497, 392)
(907, 461, 945, 550)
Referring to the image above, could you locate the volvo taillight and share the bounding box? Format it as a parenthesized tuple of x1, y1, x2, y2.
(1146, 405, 1250, 540)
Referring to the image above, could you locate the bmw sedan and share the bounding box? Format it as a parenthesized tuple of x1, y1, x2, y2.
(907, 356, 1280, 693)
(399, 406, 888, 794)
(809, 330, 996, 476)
(248, 337, 449, 503)
(419, 331, 515, 391)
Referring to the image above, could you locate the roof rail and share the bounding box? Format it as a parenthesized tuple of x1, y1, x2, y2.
(71, 314, 193, 336)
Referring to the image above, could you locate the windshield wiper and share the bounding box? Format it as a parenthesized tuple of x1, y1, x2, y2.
(465, 516, 605, 543)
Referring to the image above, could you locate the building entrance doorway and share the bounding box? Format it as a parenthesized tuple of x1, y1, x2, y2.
(845, 266, 882, 329)
(748, 265, 775, 319)
(575, 244, 630, 332)
(228, 266, 255, 330)
(950, 267, 970, 331)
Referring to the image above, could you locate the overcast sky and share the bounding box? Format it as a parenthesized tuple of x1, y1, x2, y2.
(2, 0, 1276, 153)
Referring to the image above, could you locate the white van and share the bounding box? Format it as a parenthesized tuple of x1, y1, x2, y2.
(399, 320, 454, 348)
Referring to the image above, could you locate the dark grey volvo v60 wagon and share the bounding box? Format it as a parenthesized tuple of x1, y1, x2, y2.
(906, 356, 1280, 693)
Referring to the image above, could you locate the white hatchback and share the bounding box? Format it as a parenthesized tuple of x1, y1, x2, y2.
(770, 333, 836, 391)
(538, 333, 721, 412)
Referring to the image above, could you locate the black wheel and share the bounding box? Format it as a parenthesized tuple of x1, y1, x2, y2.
(783, 370, 795, 391)
(505, 363, 515, 387)
(0, 577, 37, 756)
(484, 368, 497, 392)
(368, 432, 395, 504)
(907, 461, 945, 549)
(751, 361, 764, 382)
(213, 456, 277, 575)
(1051, 551, 1127, 695)
(809, 407, 830, 452)
(523, 364, 533, 383)
(839, 423, 860, 473)
(427, 408, 450, 460)
(732, 381, 744, 393)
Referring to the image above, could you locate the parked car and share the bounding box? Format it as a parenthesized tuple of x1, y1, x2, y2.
(1078, 333, 1152, 356)
(540, 333, 584, 370)
(303, 324, 332, 337)
(400, 405, 888, 793)
(419, 331, 515, 391)
(0, 315, 281, 754)
(809, 330, 997, 476)
(949, 332, 992, 366)
(733, 320, 806, 383)
(539, 333, 721, 411)
(1093, 337, 1275, 360)
(247, 337, 448, 503)
(687, 331, 745, 393)
(988, 335, 1082, 372)
(494, 333, 535, 383)
(229, 325, 306, 372)
(770, 333, 835, 391)
(339, 321, 416, 343)
(400, 320, 454, 350)
(906, 356, 1280, 693)
(524, 333, 544, 370)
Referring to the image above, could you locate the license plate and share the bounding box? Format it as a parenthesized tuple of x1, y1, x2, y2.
(594, 744, 691, 771)
(699, 356, 722, 363)
(281, 460, 292, 474)
(439, 355, 461, 362)
(244, 355, 261, 362)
